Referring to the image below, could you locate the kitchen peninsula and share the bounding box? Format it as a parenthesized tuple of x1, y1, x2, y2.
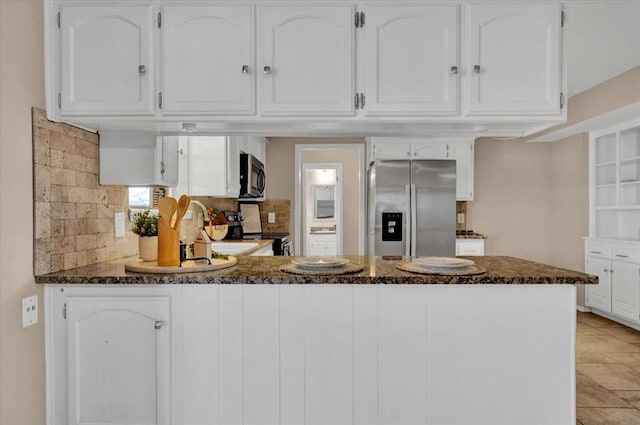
(39, 256, 595, 425)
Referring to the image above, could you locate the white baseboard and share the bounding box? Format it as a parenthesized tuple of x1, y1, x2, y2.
(577, 305, 592, 313)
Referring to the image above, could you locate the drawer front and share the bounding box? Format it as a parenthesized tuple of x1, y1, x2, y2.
(612, 247, 640, 263)
(586, 244, 611, 259)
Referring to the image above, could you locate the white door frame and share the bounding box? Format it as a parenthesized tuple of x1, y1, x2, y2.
(294, 143, 366, 256)
(302, 163, 343, 256)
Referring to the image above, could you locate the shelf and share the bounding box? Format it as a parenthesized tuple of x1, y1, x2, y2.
(596, 183, 617, 188)
(621, 180, 640, 186)
(621, 156, 640, 164)
(595, 161, 617, 167)
(596, 206, 640, 211)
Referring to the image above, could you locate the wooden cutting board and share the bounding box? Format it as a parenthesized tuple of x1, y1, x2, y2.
(125, 256, 237, 274)
(206, 224, 228, 241)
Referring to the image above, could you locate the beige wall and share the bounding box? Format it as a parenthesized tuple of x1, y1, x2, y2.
(468, 134, 590, 304)
(0, 1, 46, 424)
(266, 138, 365, 255)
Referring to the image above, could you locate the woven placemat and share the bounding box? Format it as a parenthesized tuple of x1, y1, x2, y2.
(396, 261, 486, 276)
(280, 263, 364, 275)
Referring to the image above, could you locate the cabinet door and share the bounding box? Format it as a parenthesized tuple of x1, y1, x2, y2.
(412, 143, 449, 160)
(612, 260, 640, 323)
(364, 5, 458, 115)
(156, 136, 179, 187)
(226, 137, 241, 197)
(259, 5, 354, 115)
(162, 6, 254, 114)
(60, 5, 155, 115)
(467, 3, 562, 114)
(585, 257, 612, 313)
(449, 143, 474, 200)
(456, 240, 484, 256)
(374, 142, 411, 159)
(66, 296, 170, 425)
(188, 136, 228, 196)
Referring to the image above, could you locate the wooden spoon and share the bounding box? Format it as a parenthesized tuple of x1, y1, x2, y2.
(158, 197, 177, 225)
(173, 195, 191, 230)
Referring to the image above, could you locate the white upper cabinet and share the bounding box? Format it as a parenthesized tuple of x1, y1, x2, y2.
(60, 5, 155, 115)
(259, 5, 355, 115)
(363, 4, 459, 115)
(466, 3, 562, 115)
(449, 142, 474, 200)
(180, 136, 240, 198)
(162, 6, 254, 114)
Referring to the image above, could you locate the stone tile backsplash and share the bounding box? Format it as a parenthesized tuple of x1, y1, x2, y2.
(32, 108, 137, 275)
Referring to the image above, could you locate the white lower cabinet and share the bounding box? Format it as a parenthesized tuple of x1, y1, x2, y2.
(585, 240, 640, 324)
(456, 239, 485, 256)
(47, 284, 575, 425)
(45, 286, 176, 425)
(250, 243, 274, 256)
(306, 233, 338, 256)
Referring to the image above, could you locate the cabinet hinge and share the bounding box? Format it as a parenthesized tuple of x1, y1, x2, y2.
(560, 92, 565, 109)
(355, 11, 365, 28)
(157, 12, 162, 28)
(57, 12, 60, 29)
(158, 92, 162, 109)
(57, 93, 61, 109)
(561, 11, 565, 28)
(63, 302, 67, 319)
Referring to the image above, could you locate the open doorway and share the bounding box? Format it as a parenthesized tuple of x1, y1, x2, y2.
(302, 164, 342, 255)
(294, 143, 366, 256)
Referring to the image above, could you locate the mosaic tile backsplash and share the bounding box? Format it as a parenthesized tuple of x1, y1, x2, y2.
(32, 108, 137, 275)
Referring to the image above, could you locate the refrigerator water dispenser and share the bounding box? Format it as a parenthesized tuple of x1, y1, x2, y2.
(382, 212, 403, 242)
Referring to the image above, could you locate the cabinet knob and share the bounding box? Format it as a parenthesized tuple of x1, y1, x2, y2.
(263, 66, 271, 74)
(604, 268, 609, 273)
(154, 320, 164, 330)
(473, 65, 481, 74)
(450, 66, 458, 75)
(138, 65, 147, 75)
(242, 65, 249, 74)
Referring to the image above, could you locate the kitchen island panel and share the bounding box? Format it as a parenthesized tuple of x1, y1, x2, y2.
(46, 283, 577, 425)
(426, 285, 476, 424)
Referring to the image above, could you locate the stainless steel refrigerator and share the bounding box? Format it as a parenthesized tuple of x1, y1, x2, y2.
(368, 160, 456, 257)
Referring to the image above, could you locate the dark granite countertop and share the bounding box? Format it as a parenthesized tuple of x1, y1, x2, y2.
(35, 256, 597, 285)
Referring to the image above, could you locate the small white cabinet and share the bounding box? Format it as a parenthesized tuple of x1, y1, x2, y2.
(99, 132, 179, 186)
(46, 286, 174, 425)
(307, 233, 338, 256)
(259, 5, 354, 115)
(456, 239, 485, 256)
(250, 243, 274, 256)
(363, 4, 459, 115)
(371, 138, 475, 200)
(466, 3, 562, 115)
(162, 6, 254, 114)
(60, 5, 155, 115)
(585, 240, 640, 324)
(176, 136, 240, 198)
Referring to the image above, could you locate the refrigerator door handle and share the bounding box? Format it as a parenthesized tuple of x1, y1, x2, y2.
(405, 184, 411, 257)
(411, 184, 417, 257)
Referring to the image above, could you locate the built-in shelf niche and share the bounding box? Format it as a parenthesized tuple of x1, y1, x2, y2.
(590, 118, 640, 240)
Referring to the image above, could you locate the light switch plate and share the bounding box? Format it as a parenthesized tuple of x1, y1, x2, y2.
(114, 212, 125, 237)
(268, 212, 276, 223)
(22, 295, 37, 328)
(457, 213, 465, 224)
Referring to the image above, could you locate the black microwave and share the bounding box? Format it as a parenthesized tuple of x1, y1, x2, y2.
(239, 153, 266, 198)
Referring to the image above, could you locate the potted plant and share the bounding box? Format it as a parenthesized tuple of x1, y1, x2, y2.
(131, 210, 159, 262)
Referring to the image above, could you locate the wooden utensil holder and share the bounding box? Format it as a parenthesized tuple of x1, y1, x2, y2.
(158, 218, 180, 267)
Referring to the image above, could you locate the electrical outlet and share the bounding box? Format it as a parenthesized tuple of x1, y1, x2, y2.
(22, 295, 38, 328)
(268, 212, 276, 223)
(457, 213, 465, 224)
(114, 212, 125, 237)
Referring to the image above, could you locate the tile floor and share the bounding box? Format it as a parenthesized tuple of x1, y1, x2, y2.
(576, 312, 640, 425)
